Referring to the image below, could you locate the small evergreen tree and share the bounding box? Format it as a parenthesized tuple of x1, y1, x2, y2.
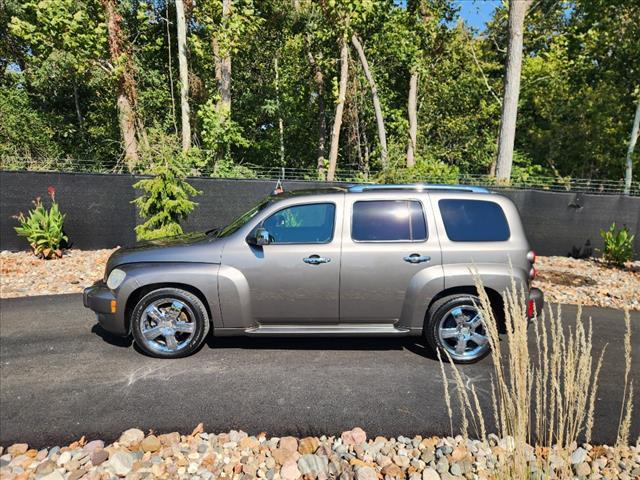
(132, 140, 200, 241)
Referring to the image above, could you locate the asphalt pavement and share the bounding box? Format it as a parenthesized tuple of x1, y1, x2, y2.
(0, 294, 638, 448)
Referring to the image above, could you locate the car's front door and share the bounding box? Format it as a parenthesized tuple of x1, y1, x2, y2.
(220, 198, 343, 326)
(339, 195, 443, 325)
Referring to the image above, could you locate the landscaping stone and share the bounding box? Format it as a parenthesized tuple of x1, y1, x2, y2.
(118, 428, 144, 447)
(140, 434, 161, 452)
(281, 460, 302, 480)
(109, 450, 133, 476)
(0, 428, 637, 480)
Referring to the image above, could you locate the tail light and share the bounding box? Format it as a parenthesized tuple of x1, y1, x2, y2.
(527, 250, 537, 263)
(527, 299, 535, 318)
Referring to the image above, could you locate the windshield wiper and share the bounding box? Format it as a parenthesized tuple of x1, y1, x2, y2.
(205, 227, 221, 236)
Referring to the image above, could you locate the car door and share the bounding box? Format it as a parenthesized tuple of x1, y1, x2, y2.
(339, 194, 443, 325)
(220, 197, 343, 326)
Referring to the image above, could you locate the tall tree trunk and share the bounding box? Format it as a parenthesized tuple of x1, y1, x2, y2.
(327, 38, 349, 182)
(307, 48, 327, 177)
(624, 98, 640, 195)
(72, 76, 85, 138)
(101, 0, 141, 171)
(175, 0, 191, 151)
(117, 93, 138, 171)
(351, 34, 387, 168)
(275, 57, 285, 165)
(166, 1, 178, 135)
(495, 0, 533, 181)
(218, 0, 232, 115)
(407, 71, 418, 167)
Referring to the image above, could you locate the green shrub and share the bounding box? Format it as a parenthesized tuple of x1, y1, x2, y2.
(14, 187, 68, 259)
(132, 142, 201, 241)
(600, 223, 635, 267)
(376, 158, 460, 185)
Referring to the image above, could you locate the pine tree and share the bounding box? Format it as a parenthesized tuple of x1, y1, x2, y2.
(132, 143, 200, 241)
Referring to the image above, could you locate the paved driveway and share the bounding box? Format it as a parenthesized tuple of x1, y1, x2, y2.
(0, 294, 638, 447)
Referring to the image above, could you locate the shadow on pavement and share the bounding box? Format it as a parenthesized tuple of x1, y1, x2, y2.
(206, 335, 439, 361)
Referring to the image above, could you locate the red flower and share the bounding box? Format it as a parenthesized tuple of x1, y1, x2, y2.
(47, 186, 56, 201)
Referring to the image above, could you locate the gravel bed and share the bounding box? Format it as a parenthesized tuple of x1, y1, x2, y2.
(1, 249, 638, 310)
(0, 249, 116, 298)
(1, 428, 638, 480)
(532, 256, 639, 311)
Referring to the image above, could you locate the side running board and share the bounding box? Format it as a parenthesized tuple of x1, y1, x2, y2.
(244, 324, 411, 337)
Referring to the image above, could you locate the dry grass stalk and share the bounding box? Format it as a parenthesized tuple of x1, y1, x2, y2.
(436, 275, 632, 478)
(615, 309, 634, 456)
(436, 349, 454, 437)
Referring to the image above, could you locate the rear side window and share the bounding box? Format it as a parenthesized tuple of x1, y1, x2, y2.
(352, 200, 427, 242)
(439, 199, 510, 242)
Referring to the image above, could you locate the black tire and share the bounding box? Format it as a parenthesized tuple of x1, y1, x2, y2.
(424, 294, 491, 364)
(131, 287, 210, 359)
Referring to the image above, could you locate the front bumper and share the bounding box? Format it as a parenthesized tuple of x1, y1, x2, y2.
(83, 281, 127, 336)
(528, 287, 544, 320)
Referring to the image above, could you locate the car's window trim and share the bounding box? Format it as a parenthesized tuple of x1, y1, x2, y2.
(256, 201, 338, 245)
(350, 199, 429, 243)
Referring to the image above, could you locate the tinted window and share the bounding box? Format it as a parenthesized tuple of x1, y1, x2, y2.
(352, 200, 427, 242)
(262, 203, 335, 244)
(439, 199, 510, 242)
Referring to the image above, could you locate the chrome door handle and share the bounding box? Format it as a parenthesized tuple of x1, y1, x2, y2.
(303, 255, 331, 265)
(403, 254, 431, 264)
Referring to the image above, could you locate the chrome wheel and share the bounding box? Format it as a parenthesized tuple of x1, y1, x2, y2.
(139, 298, 196, 354)
(437, 304, 489, 361)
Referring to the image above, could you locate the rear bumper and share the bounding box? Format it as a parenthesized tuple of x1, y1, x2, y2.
(528, 287, 544, 320)
(83, 281, 127, 336)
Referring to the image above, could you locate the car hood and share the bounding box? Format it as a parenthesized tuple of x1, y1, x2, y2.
(105, 232, 225, 274)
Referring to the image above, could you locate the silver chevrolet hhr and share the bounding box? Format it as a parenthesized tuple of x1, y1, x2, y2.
(84, 184, 543, 363)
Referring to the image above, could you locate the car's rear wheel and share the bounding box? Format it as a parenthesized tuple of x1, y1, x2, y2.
(425, 294, 491, 364)
(131, 288, 210, 358)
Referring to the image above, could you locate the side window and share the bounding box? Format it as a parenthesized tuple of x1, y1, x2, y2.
(351, 200, 427, 242)
(439, 199, 510, 242)
(262, 203, 336, 244)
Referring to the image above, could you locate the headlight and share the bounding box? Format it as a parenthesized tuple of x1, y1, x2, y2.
(106, 268, 126, 290)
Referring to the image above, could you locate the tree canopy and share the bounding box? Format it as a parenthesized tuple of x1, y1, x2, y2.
(1, 0, 638, 184)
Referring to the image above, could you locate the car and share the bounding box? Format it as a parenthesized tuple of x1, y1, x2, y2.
(83, 183, 543, 363)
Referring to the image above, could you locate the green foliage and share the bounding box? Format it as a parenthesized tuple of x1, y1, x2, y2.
(132, 139, 201, 241)
(0, 84, 62, 162)
(377, 142, 460, 184)
(212, 158, 257, 179)
(600, 223, 635, 267)
(198, 99, 249, 160)
(14, 188, 68, 259)
(2, 0, 639, 186)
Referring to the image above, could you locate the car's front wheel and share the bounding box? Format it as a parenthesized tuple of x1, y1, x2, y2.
(425, 294, 491, 364)
(131, 288, 210, 358)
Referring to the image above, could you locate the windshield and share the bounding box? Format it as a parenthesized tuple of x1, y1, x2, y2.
(216, 197, 273, 238)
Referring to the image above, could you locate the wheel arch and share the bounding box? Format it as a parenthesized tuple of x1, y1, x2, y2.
(425, 285, 505, 333)
(125, 282, 213, 335)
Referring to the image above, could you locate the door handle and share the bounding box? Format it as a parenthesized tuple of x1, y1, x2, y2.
(303, 255, 331, 265)
(403, 254, 431, 264)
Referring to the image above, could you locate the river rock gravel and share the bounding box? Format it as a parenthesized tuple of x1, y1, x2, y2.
(0, 249, 115, 298)
(1, 249, 638, 310)
(0, 428, 638, 480)
(532, 256, 639, 310)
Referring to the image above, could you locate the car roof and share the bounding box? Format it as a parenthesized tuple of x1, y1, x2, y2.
(271, 184, 490, 200)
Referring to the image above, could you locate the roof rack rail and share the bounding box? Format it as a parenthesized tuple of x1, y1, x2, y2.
(347, 184, 490, 193)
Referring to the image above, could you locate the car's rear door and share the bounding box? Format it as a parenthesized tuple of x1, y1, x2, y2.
(338, 193, 443, 325)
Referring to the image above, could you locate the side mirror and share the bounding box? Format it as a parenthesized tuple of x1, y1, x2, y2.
(247, 227, 271, 246)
